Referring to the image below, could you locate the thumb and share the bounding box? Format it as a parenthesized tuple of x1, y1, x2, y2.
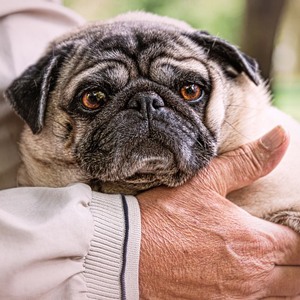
(201, 125, 290, 196)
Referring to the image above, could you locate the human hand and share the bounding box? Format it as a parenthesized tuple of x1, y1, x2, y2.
(137, 126, 300, 300)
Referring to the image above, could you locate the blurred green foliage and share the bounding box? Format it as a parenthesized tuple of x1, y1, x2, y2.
(122, 0, 245, 44)
(65, 0, 244, 44)
(273, 80, 300, 121)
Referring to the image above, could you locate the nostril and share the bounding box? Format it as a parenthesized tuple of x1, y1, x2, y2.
(128, 98, 141, 110)
(152, 97, 164, 109)
(127, 92, 165, 113)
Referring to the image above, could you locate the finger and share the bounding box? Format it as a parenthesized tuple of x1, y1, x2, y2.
(199, 125, 290, 196)
(263, 266, 300, 298)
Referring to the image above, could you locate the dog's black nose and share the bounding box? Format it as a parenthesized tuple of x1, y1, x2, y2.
(127, 92, 164, 115)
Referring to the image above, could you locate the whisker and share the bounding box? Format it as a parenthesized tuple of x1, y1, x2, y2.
(223, 120, 251, 141)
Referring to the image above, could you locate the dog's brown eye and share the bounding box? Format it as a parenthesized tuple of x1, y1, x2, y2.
(82, 91, 107, 109)
(181, 84, 203, 101)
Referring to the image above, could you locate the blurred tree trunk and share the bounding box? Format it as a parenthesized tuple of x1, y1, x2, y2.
(241, 0, 288, 80)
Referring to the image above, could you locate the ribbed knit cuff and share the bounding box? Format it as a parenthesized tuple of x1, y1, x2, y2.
(122, 195, 141, 300)
(84, 192, 141, 300)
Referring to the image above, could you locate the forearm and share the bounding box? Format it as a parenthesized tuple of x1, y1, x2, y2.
(0, 184, 141, 299)
(0, 184, 93, 299)
(0, 3, 142, 298)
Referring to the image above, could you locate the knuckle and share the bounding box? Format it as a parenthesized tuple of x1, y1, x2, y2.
(237, 143, 265, 177)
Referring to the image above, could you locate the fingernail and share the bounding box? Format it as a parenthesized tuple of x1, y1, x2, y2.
(260, 125, 287, 150)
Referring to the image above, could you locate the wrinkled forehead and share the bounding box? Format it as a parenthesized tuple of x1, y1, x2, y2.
(60, 22, 210, 94)
(84, 22, 205, 60)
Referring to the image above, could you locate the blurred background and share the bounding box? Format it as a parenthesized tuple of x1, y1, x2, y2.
(64, 0, 300, 121)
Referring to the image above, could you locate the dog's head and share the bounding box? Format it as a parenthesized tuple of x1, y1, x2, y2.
(5, 12, 261, 193)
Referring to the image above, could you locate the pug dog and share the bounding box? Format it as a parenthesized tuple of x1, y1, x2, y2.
(5, 12, 300, 232)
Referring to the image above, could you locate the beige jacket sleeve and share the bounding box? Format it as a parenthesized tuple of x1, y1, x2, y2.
(0, 184, 141, 300)
(0, 0, 85, 189)
(0, 1, 141, 299)
(0, 184, 93, 300)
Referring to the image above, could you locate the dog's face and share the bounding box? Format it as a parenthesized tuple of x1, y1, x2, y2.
(5, 12, 261, 193)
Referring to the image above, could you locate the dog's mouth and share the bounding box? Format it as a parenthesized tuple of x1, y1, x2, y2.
(76, 108, 217, 194)
(84, 137, 185, 193)
(121, 157, 177, 182)
(120, 139, 175, 175)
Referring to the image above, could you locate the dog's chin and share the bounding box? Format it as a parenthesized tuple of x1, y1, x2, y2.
(87, 145, 192, 194)
(88, 155, 181, 194)
(123, 141, 175, 174)
(79, 130, 217, 194)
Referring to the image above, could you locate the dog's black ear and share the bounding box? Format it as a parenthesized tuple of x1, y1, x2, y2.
(4, 48, 67, 134)
(188, 31, 260, 85)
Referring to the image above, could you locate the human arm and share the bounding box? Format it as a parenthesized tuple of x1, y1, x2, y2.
(0, 184, 140, 300)
(0, 0, 84, 190)
(137, 126, 300, 299)
(0, 2, 140, 299)
(1, 125, 299, 299)
(1, 2, 300, 299)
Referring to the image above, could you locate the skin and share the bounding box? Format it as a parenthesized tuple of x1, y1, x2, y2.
(137, 126, 300, 300)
